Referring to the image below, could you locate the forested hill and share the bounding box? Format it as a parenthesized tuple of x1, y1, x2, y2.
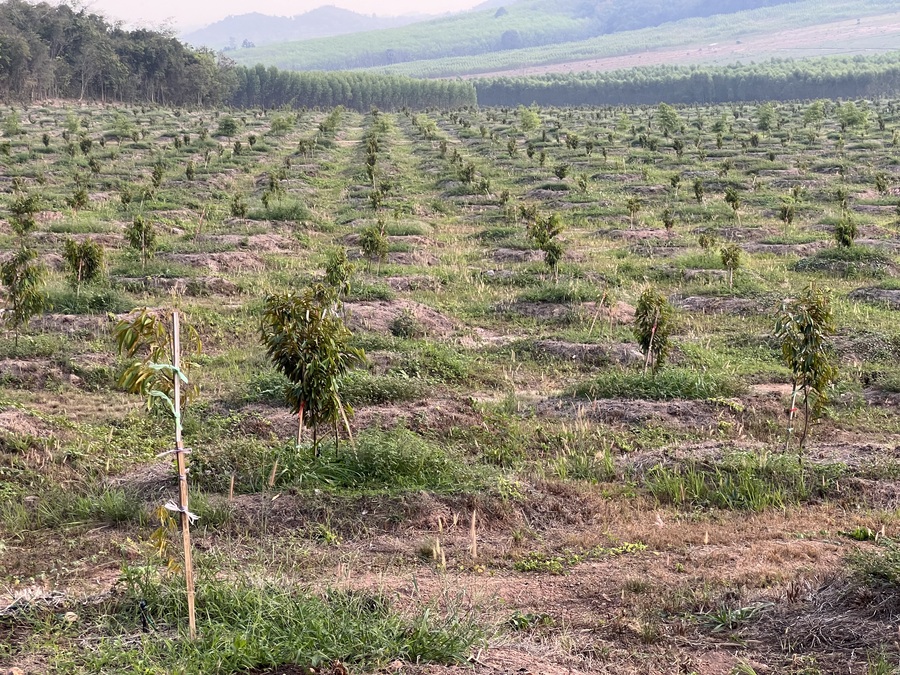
(230, 0, 803, 71)
(0, 1, 475, 110)
(0, 0, 229, 104)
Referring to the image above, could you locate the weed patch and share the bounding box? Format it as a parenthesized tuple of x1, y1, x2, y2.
(63, 565, 481, 674)
(570, 367, 743, 400)
(645, 452, 844, 510)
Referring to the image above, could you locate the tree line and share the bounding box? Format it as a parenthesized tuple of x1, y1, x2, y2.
(231, 66, 475, 110)
(0, 1, 475, 110)
(475, 52, 900, 107)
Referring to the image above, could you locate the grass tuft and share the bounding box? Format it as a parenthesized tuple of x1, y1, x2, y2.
(570, 367, 743, 400)
(68, 565, 481, 674)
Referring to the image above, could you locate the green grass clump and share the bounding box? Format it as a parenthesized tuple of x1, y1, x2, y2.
(392, 343, 470, 382)
(249, 199, 310, 222)
(849, 540, 900, 590)
(645, 452, 844, 510)
(70, 566, 480, 674)
(274, 428, 476, 493)
(570, 367, 743, 400)
(346, 282, 396, 301)
(793, 246, 895, 278)
(385, 221, 429, 236)
(245, 368, 427, 408)
(1, 487, 147, 534)
(341, 371, 429, 406)
(46, 286, 134, 314)
(550, 445, 615, 483)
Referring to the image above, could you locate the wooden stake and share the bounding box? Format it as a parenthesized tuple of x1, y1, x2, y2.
(173, 311, 197, 640)
(228, 474, 235, 502)
(469, 509, 478, 561)
(785, 383, 799, 454)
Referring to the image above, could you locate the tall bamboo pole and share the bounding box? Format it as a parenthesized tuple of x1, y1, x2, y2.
(172, 311, 197, 639)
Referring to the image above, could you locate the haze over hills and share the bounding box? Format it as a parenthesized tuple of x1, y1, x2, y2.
(182, 6, 433, 50)
(226, 0, 807, 70)
(225, 0, 900, 78)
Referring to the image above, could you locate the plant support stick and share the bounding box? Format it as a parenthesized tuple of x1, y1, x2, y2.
(173, 311, 197, 639)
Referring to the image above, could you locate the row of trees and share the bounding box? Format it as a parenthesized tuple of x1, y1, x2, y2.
(0, 1, 476, 111)
(231, 66, 476, 111)
(476, 53, 900, 107)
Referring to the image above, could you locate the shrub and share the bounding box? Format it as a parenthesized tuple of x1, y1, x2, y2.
(0, 246, 47, 344)
(360, 223, 388, 268)
(634, 287, 673, 373)
(216, 116, 239, 137)
(389, 308, 425, 339)
(260, 285, 365, 451)
(774, 283, 838, 450)
(835, 214, 858, 248)
(62, 238, 105, 295)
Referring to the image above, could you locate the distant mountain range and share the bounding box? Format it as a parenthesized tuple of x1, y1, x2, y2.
(182, 6, 431, 50)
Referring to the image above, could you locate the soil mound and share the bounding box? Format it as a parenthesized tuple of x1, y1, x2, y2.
(345, 300, 457, 336)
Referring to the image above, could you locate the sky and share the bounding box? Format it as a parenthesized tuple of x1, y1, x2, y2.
(82, 0, 485, 31)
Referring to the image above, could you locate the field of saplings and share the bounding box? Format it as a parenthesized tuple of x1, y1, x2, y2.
(2, 99, 900, 674)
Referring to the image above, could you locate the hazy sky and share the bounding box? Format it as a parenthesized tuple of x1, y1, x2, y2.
(83, 0, 484, 31)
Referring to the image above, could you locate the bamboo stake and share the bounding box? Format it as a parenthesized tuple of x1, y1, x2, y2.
(172, 311, 197, 640)
(469, 509, 478, 561)
(785, 383, 799, 454)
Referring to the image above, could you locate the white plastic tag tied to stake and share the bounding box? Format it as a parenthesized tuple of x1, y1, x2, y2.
(163, 500, 199, 524)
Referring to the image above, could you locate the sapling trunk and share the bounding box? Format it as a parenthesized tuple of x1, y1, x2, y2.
(296, 400, 305, 447)
(799, 390, 811, 452)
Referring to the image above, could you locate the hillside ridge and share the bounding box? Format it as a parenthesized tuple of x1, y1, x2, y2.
(182, 5, 431, 50)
